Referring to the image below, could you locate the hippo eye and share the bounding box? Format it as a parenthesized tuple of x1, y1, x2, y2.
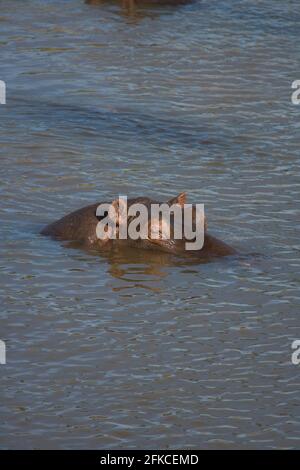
(96, 210, 108, 222)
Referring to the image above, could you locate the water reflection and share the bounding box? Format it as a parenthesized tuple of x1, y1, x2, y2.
(85, 0, 192, 20)
(64, 237, 243, 295)
(66, 240, 178, 291)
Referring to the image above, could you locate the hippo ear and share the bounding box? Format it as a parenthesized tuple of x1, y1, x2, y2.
(111, 197, 127, 226)
(168, 192, 187, 207)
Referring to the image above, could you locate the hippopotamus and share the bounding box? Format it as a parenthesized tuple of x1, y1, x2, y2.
(41, 193, 236, 259)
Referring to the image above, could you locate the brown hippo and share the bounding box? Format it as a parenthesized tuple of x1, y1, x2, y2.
(41, 193, 236, 259)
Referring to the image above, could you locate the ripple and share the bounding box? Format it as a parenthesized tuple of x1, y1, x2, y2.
(1, 0, 300, 450)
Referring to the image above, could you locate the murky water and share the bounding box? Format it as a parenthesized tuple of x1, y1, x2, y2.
(1, 0, 300, 449)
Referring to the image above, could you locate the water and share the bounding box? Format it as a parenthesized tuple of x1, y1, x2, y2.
(1, 0, 300, 449)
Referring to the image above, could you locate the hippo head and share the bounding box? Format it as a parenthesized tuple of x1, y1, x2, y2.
(145, 192, 207, 253)
(96, 193, 207, 253)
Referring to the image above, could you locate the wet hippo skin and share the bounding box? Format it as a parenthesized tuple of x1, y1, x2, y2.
(41, 202, 103, 247)
(41, 194, 236, 258)
(41, 196, 173, 248)
(182, 233, 237, 259)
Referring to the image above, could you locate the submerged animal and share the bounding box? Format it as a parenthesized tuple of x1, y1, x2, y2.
(41, 193, 236, 259)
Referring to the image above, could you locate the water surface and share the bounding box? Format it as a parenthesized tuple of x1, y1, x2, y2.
(0, 0, 300, 449)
